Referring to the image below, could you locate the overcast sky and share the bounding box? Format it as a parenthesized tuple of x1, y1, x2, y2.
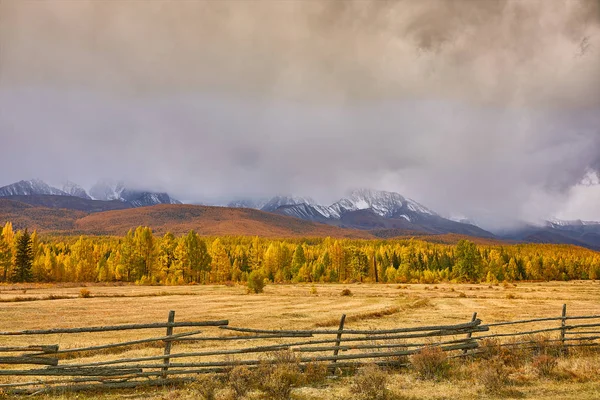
(0, 0, 599, 229)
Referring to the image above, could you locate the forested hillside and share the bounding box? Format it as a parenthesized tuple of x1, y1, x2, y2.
(1, 222, 598, 285)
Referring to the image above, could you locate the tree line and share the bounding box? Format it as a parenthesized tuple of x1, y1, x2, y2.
(1, 222, 599, 284)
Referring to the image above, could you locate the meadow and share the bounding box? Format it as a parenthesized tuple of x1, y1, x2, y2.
(2, 281, 600, 399)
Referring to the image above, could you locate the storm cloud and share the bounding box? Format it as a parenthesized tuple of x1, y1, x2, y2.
(0, 0, 599, 229)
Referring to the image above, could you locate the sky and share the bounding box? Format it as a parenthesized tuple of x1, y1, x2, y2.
(0, 0, 599, 229)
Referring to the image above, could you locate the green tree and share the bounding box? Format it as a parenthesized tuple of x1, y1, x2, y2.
(291, 244, 306, 276)
(12, 229, 33, 282)
(454, 240, 481, 282)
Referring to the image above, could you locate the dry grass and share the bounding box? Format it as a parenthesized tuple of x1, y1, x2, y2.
(1, 281, 600, 399)
(350, 364, 390, 400)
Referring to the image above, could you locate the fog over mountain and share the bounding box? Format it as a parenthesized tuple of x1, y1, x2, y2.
(0, 0, 599, 230)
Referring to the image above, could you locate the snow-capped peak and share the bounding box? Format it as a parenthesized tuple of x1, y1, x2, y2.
(260, 195, 317, 212)
(89, 180, 126, 201)
(0, 179, 67, 197)
(329, 189, 435, 218)
(547, 218, 600, 227)
(89, 180, 180, 207)
(62, 181, 91, 200)
(227, 198, 270, 210)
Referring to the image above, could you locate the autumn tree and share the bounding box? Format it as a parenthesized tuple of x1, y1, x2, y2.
(71, 236, 97, 282)
(119, 230, 136, 281)
(0, 233, 12, 282)
(158, 232, 177, 281)
(133, 226, 156, 280)
(175, 231, 211, 283)
(210, 238, 231, 283)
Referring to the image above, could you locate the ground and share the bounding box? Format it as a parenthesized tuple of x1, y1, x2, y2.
(1, 281, 600, 399)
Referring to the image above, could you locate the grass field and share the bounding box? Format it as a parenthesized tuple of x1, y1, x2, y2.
(2, 281, 600, 399)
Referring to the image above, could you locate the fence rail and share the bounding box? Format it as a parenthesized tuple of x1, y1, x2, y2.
(1, 304, 599, 395)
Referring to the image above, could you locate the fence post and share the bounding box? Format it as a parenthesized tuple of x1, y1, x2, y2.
(462, 312, 478, 355)
(560, 304, 567, 353)
(332, 314, 346, 365)
(162, 310, 175, 379)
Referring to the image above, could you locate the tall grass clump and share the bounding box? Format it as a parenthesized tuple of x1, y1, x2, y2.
(227, 366, 255, 399)
(410, 346, 451, 380)
(350, 364, 390, 400)
(256, 350, 303, 400)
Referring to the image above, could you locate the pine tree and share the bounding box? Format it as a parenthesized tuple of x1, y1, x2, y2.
(12, 229, 33, 283)
(291, 244, 306, 276)
(454, 240, 481, 282)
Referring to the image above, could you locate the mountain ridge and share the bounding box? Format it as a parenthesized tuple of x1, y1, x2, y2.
(0, 179, 180, 208)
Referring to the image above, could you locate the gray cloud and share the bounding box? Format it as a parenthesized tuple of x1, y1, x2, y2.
(0, 0, 599, 229)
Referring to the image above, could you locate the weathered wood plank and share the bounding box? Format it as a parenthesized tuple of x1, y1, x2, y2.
(220, 319, 482, 335)
(0, 320, 228, 336)
(0, 356, 58, 366)
(0, 367, 142, 376)
(0, 345, 58, 353)
(53, 341, 478, 371)
(30, 330, 203, 356)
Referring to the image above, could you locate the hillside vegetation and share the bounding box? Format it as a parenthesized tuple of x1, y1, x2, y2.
(0, 199, 371, 238)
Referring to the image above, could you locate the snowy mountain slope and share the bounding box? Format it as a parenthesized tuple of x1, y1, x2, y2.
(89, 180, 126, 201)
(62, 181, 92, 200)
(546, 218, 600, 228)
(227, 198, 270, 210)
(260, 196, 317, 212)
(274, 203, 333, 223)
(0, 179, 67, 197)
(120, 190, 181, 207)
(0, 179, 180, 208)
(328, 189, 436, 219)
(225, 189, 493, 238)
(88, 180, 180, 207)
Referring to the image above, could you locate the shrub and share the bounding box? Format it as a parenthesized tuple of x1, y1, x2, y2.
(341, 288, 353, 296)
(532, 354, 558, 377)
(478, 338, 525, 368)
(531, 334, 563, 358)
(79, 288, 91, 298)
(227, 365, 254, 399)
(350, 364, 389, 400)
(247, 270, 266, 294)
(303, 361, 328, 386)
(256, 351, 303, 400)
(410, 346, 451, 380)
(478, 359, 511, 394)
(191, 374, 221, 400)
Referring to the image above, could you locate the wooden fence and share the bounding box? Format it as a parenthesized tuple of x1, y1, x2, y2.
(1, 304, 599, 394)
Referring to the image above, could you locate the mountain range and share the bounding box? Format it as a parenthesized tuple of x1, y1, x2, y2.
(0, 179, 180, 208)
(0, 179, 599, 249)
(227, 189, 494, 238)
